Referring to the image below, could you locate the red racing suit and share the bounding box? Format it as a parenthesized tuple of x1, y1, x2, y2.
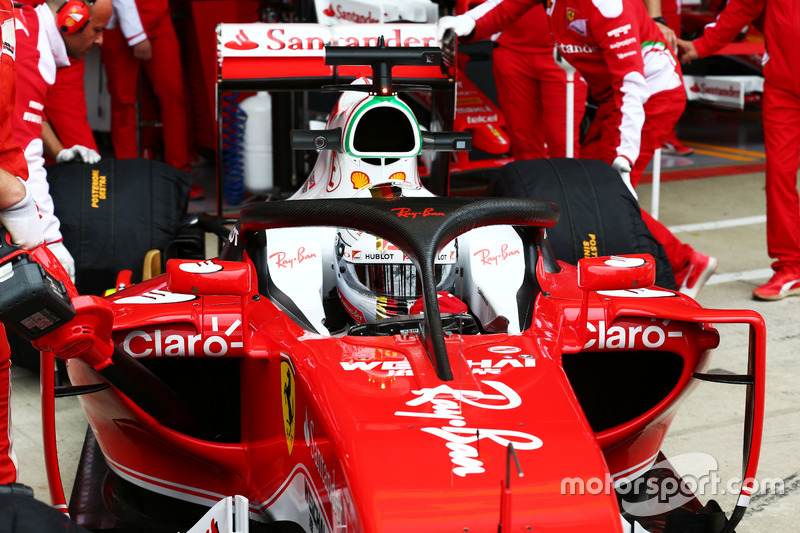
(44, 59, 98, 154)
(490, 5, 588, 159)
(693, 0, 800, 272)
(100, 0, 190, 171)
(468, 0, 693, 273)
(0, 0, 24, 484)
(11, 3, 70, 247)
(13, 0, 97, 155)
(0, 1, 27, 181)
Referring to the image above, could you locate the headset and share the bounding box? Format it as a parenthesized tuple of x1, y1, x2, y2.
(55, 0, 91, 34)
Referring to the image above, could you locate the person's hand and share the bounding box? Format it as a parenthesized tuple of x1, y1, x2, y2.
(436, 15, 476, 42)
(131, 39, 152, 61)
(57, 145, 101, 164)
(0, 177, 44, 250)
(612, 156, 638, 201)
(655, 21, 677, 54)
(47, 241, 75, 282)
(676, 38, 699, 64)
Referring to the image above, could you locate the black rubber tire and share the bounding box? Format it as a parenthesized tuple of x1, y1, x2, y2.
(486, 158, 676, 290)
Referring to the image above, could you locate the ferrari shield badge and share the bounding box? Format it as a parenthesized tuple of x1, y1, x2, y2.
(281, 360, 296, 455)
(567, 8, 588, 36)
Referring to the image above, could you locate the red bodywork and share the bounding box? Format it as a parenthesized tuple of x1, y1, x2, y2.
(20, 19, 765, 530)
(47, 249, 764, 532)
(450, 73, 513, 174)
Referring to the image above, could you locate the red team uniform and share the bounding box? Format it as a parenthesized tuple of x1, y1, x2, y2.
(11, 2, 71, 247)
(0, 2, 26, 181)
(0, 0, 27, 484)
(101, 0, 190, 171)
(45, 59, 99, 153)
(491, 5, 588, 159)
(13, 0, 98, 156)
(468, 0, 695, 279)
(692, 0, 800, 296)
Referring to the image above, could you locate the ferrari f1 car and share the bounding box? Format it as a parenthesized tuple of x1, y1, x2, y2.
(8, 23, 765, 533)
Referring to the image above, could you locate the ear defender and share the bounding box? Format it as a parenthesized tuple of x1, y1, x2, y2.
(56, 0, 90, 34)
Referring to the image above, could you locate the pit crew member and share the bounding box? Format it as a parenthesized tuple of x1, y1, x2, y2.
(0, 0, 45, 484)
(491, 5, 588, 159)
(678, 0, 800, 300)
(438, 0, 717, 298)
(100, 0, 192, 176)
(12, 0, 113, 281)
(15, 0, 143, 165)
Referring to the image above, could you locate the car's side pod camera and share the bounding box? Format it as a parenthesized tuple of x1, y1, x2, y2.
(292, 128, 471, 153)
(291, 128, 343, 152)
(422, 132, 472, 152)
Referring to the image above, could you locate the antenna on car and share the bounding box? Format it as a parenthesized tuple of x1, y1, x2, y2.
(322, 36, 444, 95)
(499, 443, 524, 532)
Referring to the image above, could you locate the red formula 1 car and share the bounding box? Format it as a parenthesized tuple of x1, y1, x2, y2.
(9, 27, 765, 533)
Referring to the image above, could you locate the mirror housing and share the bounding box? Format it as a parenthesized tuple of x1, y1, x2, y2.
(578, 254, 656, 292)
(166, 259, 253, 297)
(291, 128, 343, 152)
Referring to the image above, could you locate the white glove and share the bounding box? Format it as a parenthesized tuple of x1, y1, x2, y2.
(612, 156, 638, 201)
(56, 145, 101, 164)
(47, 241, 76, 283)
(0, 177, 44, 250)
(437, 15, 476, 42)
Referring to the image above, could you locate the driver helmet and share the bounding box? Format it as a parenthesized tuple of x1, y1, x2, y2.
(336, 229, 458, 323)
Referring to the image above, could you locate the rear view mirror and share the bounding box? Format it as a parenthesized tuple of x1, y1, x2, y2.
(166, 259, 252, 297)
(291, 128, 343, 152)
(578, 254, 656, 292)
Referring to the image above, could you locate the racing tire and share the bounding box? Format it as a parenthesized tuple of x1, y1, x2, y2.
(0, 483, 90, 532)
(48, 158, 194, 295)
(486, 158, 676, 290)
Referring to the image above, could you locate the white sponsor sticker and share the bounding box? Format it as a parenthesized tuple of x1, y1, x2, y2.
(597, 288, 675, 298)
(114, 289, 197, 305)
(1, 17, 14, 60)
(604, 256, 646, 268)
(487, 346, 521, 354)
(179, 260, 224, 274)
(395, 381, 542, 476)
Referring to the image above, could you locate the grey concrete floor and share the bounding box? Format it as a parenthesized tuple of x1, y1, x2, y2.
(637, 172, 800, 533)
(9, 170, 798, 532)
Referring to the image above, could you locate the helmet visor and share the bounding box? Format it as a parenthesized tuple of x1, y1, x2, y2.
(353, 263, 454, 298)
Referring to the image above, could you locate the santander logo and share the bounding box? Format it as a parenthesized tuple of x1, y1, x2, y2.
(322, 3, 380, 23)
(225, 29, 258, 50)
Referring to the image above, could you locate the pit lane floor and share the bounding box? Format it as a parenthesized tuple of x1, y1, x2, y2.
(11, 114, 799, 532)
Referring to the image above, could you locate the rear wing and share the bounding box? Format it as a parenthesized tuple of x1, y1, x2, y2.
(214, 23, 458, 211)
(216, 23, 454, 91)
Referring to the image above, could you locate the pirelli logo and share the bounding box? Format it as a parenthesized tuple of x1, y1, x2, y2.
(583, 233, 598, 258)
(91, 169, 106, 208)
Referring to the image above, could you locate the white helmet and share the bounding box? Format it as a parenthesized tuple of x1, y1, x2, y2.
(336, 229, 458, 324)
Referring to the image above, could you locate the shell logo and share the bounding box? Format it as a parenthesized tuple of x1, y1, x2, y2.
(351, 171, 370, 189)
(64, 8, 85, 28)
(389, 172, 406, 181)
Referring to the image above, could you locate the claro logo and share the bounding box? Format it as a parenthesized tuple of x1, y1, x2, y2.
(121, 318, 243, 357)
(584, 320, 683, 350)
